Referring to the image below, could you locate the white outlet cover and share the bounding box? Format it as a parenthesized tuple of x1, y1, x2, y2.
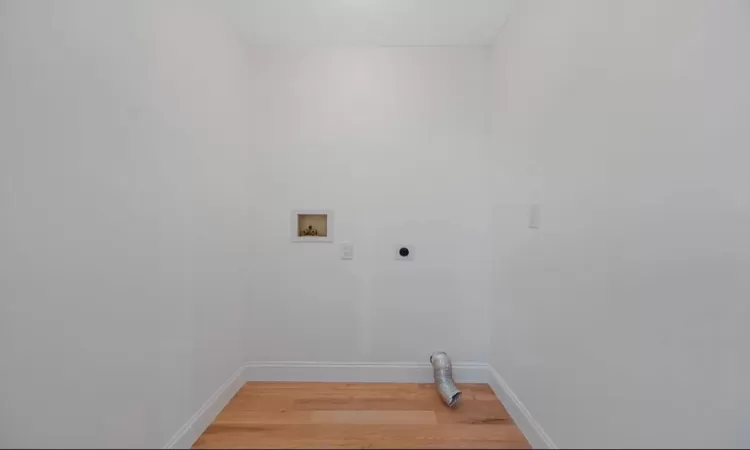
(394, 245, 414, 260)
(529, 204, 540, 229)
(340, 242, 353, 260)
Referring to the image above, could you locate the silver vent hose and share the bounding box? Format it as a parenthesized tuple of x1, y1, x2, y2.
(430, 351, 462, 407)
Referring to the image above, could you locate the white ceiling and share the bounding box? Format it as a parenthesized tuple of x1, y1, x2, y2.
(221, 0, 516, 46)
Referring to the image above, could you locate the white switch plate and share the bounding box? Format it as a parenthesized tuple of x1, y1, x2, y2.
(340, 242, 353, 260)
(529, 204, 540, 229)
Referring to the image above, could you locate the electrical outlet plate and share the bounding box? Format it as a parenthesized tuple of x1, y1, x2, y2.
(340, 242, 353, 260)
(529, 204, 540, 229)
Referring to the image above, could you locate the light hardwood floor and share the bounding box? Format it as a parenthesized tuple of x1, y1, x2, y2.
(193, 382, 530, 449)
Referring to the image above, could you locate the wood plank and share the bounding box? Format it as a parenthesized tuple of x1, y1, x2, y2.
(240, 386, 439, 401)
(461, 384, 499, 401)
(217, 395, 294, 412)
(310, 410, 437, 425)
(291, 397, 446, 411)
(195, 435, 526, 449)
(213, 410, 312, 425)
(238, 382, 491, 397)
(195, 433, 525, 450)
(194, 424, 528, 449)
(240, 382, 436, 391)
(434, 400, 511, 425)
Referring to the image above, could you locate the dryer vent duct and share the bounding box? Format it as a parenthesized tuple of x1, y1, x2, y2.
(430, 351, 461, 407)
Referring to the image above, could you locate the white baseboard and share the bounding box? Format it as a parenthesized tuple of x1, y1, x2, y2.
(163, 364, 247, 449)
(164, 360, 553, 450)
(486, 365, 556, 449)
(244, 361, 489, 383)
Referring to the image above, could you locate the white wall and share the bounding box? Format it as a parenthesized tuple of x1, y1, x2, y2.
(18, 0, 745, 447)
(0, 1, 259, 447)
(244, 47, 494, 363)
(488, 1, 750, 448)
(0, 2, 496, 444)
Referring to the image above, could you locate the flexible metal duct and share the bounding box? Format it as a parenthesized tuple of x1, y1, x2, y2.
(430, 351, 461, 407)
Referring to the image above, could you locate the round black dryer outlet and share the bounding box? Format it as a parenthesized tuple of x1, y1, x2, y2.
(395, 245, 414, 260)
